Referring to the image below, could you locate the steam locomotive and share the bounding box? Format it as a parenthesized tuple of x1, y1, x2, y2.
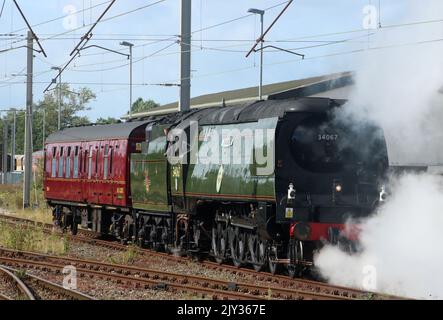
(44, 97, 389, 276)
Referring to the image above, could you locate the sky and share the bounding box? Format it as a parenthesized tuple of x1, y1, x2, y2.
(0, 0, 439, 121)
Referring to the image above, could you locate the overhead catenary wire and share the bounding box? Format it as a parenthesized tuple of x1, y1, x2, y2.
(68, 41, 177, 73)
(69, 0, 118, 56)
(8, 0, 113, 35)
(246, 0, 294, 57)
(43, 0, 169, 93)
(3, 34, 443, 90)
(0, 0, 6, 19)
(4, 0, 443, 110)
(56, 0, 288, 59)
(3, 31, 438, 89)
(12, 0, 47, 57)
(37, 0, 168, 45)
(43, 0, 119, 93)
(23, 2, 443, 59)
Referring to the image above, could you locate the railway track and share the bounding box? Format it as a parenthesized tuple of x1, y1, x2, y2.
(0, 212, 393, 300)
(1, 264, 94, 300)
(0, 265, 35, 300)
(0, 247, 349, 300)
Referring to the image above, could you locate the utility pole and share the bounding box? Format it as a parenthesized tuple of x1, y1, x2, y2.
(248, 8, 265, 100)
(120, 41, 134, 119)
(259, 13, 264, 100)
(129, 44, 133, 118)
(58, 74, 61, 130)
(23, 31, 33, 208)
(51, 67, 62, 131)
(2, 121, 7, 185)
(11, 109, 16, 172)
(42, 106, 45, 150)
(179, 0, 191, 112)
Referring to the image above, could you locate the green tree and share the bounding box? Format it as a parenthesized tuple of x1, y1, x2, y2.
(0, 84, 96, 154)
(130, 98, 159, 114)
(96, 117, 121, 125)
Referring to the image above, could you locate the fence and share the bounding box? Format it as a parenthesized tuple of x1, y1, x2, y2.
(0, 172, 24, 185)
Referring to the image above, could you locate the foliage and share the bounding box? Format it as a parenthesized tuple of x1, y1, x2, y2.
(0, 84, 96, 153)
(107, 245, 139, 265)
(0, 185, 23, 210)
(0, 86, 160, 156)
(0, 222, 67, 255)
(96, 117, 122, 125)
(0, 184, 51, 223)
(130, 98, 159, 114)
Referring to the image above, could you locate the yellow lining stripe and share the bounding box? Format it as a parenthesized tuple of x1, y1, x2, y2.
(46, 178, 126, 185)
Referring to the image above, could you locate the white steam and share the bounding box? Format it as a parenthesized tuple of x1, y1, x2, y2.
(315, 174, 443, 299)
(314, 2, 443, 299)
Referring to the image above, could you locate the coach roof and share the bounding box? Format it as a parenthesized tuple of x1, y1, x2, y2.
(45, 120, 150, 143)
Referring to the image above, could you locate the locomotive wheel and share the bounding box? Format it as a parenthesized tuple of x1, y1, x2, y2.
(248, 234, 267, 272)
(268, 245, 280, 275)
(229, 226, 246, 267)
(212, 222, 227, 264)
(71, 219, 78, 235)
(287, 239, 304, 278)
(121, 215, 134, 244)
(62, 212, 72, 233)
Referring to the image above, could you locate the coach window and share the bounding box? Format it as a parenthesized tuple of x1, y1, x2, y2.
(51, 147, 57, 178)
(88, 146, 93, 179)
(58, 147, 64, 178)
(95, 145, 99, 177)
(73, 146, 79, 178)
(103, 144, 109, 179)
(66, 147, 72, 178)
(83, 147, 87, 174)
(109, 147, 113, 176)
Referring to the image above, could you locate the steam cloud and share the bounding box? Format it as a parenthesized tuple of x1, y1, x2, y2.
(314, 1, 443, 299)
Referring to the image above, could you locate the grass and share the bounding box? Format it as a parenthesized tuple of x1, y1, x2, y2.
(0, 221, 68, 255)
(9, 208, 53, 225)
(14, 268, 28, 280)
(0, 185, 23, 210)
(0, 176, 68, 256)
(107, 245, 139, 265)
(0, 184, 52, 224)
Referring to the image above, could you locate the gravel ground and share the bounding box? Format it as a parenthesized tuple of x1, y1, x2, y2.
(1, 238, 272, 300)
(26, 268, 203, 300)
(0, 274, 29, 300)
(0, 208, 289, 299)
(1, 238, 283, 299)
(67, 241, 267, 285)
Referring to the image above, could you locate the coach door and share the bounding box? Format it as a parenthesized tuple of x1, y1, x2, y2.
(92, 142, 100, 204)
(130, 125, 169, 211)
(99, 142, 113, 205)
(85, 142, 99, 204)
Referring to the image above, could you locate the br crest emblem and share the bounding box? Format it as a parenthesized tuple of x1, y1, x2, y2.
(145, 172, 151, 193)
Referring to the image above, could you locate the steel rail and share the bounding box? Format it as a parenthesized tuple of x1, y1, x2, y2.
(0, 265, 35, 300)
(0, 213, 397, 300)
(0, 248, 347, 300)
(0, 256, 265, 300)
